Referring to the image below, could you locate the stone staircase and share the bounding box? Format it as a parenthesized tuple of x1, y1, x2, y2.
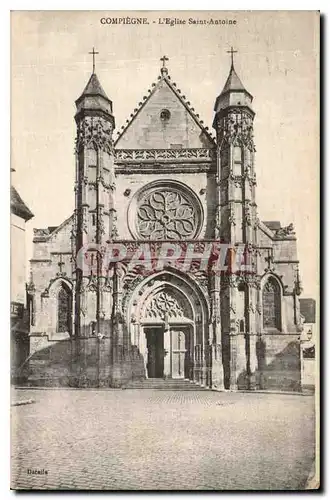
(123, 378, 209, 391)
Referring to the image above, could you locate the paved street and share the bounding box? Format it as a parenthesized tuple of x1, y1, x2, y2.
(11, 389, 315, 490)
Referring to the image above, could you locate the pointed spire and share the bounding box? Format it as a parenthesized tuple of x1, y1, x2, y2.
(213, 48, 253, 116)
(75, 50, 114, 121)
(80, 72, 109, 100)
(220, 64, 247, 95)
(78, 47, 110, 100)
(220, 47, 249, 96)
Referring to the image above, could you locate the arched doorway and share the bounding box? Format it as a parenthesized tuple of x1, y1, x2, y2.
(127, 270, 209, 381)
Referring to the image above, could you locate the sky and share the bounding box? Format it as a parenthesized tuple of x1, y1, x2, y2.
(11, 10, 319, 298)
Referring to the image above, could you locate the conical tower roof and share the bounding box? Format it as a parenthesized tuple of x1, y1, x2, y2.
(214, 57, 253, 116)
(75, 71, 114, 122)
(220, 64, 247, 95)
(79, 72, 110, 100)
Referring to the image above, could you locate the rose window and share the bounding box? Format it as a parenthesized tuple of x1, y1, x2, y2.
(136, 189, 200, 240)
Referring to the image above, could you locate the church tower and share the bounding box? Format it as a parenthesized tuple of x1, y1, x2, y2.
(213, 49, 258, 389)
(73, 51, 116, 339)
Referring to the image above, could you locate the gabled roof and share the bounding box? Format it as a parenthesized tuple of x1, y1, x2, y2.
(77, 73, 110, 101)
(300, 298, 316, 324)
(114, 71, 216, 147)
(11, 186, 34, 221)
(49, 214, 73, 237)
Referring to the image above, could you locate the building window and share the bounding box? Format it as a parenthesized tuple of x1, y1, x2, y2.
(27, 294, 35, 326)
(262, 277, 281, 330)
(160, 109, 171, 121)
(57, 283, 72, 334)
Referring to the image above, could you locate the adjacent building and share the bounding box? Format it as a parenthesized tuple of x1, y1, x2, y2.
(11, 178, 34, 380)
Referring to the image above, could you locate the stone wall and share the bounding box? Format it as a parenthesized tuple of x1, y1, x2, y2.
(25, 334, 145, 388)
(256, 334, 301, 391)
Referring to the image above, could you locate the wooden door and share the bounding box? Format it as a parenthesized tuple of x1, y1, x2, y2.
(171, 330, 186, 379)
(146, 328, 164, 378)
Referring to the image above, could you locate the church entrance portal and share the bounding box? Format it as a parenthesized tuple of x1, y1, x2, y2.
(127, 272, 208, 383)
(144, 325, 192, 379)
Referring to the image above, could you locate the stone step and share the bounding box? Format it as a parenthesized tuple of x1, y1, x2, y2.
(123, 378, 209, 390)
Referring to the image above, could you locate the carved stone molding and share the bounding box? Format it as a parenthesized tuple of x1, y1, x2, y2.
(221, 273, 261, 290)
(97, 209, 106, 236)
(109, 211, 119, 240)
(115, 148, 216, 163)
(70, 211, 77, 240)
(211, 293, 221, 324)
(215, 208, 221, 237)
(221, 275, 239, 288)
(230, 305, 236, 315)
(82, 207, 88, 234)
(75, 116, 114, 154)
(145, 290, 186, 320)
(248, 302, 255, 313)
(228, 205, 236, 226)
(244, 203, 252, 226)
(41, 276, 73, 298)
(115, 164, 215, 175)
(108, 240, 217, 261)
(217, 110, 255, 152)
(33, 228, 50, 238)
(273, 223, 296, 239)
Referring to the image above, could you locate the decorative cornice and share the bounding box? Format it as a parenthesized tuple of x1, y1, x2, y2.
(273, 259, 300, 264)
(115, 163, 215, 175)
(114, 148, 216, 163)
(30, 258, 52, 263)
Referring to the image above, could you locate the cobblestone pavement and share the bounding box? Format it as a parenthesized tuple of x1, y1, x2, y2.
(11, 389, 315, 491)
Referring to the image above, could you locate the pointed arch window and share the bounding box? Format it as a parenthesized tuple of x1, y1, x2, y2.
(57, 283, 72, 334)
(262, 277, 281, 330)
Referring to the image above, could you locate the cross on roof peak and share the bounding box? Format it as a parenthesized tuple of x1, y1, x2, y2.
(89, 47, 99, 74)
(227, 46, 238, 67)
(160, 55, 169, 75)
(160, 55, 169, 67)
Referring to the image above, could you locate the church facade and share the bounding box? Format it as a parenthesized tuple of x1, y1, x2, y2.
(27, 55, 304, 390)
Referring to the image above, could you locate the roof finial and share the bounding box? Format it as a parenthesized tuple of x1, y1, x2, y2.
(89, 47, 99, 74)
(160, 55, 169, 76)
(227, 46, 238, 68)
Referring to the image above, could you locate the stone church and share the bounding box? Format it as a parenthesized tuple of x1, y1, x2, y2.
(26, 53, 304, 390)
